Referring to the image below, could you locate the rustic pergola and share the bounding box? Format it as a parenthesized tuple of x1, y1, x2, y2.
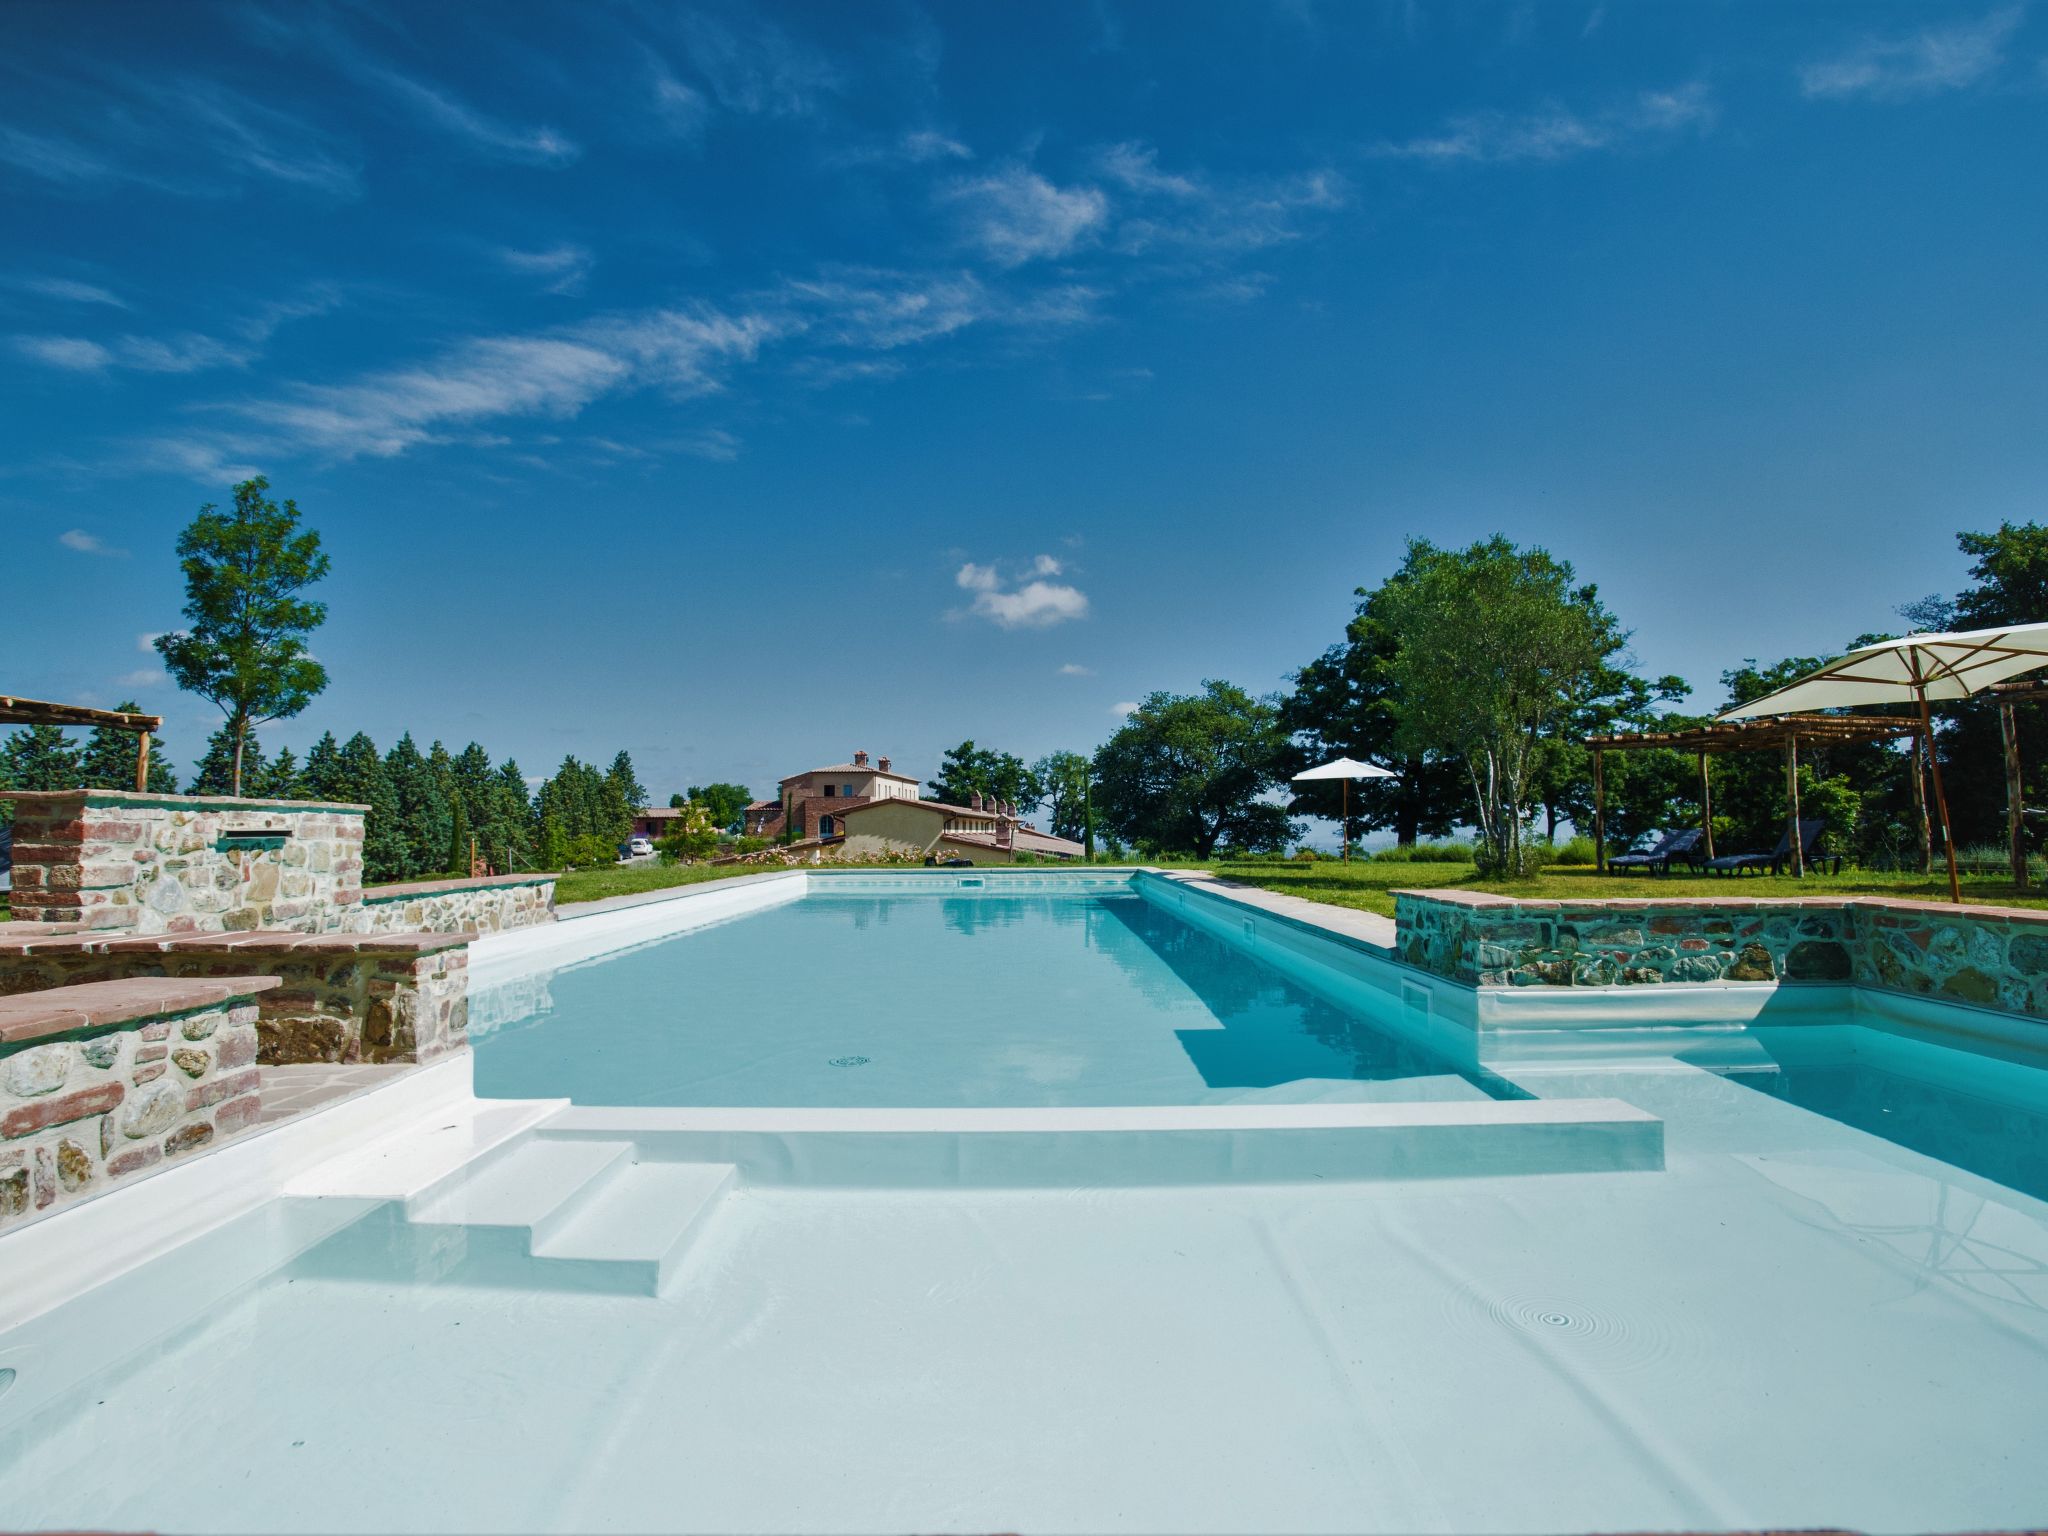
(1583, 713, 1921, 876)
(0, 694, 162, 791)
(1993, 678, 2048, 886)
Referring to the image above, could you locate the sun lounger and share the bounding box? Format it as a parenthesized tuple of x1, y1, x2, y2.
(1608, 828, 1704, 874)
(1707, 819, 1826, 877)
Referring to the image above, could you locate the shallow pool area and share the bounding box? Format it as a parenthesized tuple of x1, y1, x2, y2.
(470, 883, 1509, 1107)
(7, 870, 2048, 1535)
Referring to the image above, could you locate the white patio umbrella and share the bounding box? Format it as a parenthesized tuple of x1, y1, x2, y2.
(1718, 621, 2048, 902)
(1292, 756, 1397, 862)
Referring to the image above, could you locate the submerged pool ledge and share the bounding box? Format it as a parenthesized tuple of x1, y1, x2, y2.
(537, 1097, 1664, 1186)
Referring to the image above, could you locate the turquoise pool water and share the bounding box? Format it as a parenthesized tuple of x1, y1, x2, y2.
(1706, 1024, 2048, 1203)
(471, 889, 1504, 1107)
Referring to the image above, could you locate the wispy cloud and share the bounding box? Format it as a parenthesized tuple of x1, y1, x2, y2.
(115, 667, 165, 690)
(1370, 81, 1715, 164)
(1111, 701, 1139, 718)
(59, 528, 126, 556)
(674, 11, 842, 117)
(12, 275, 126, 307)
(1799, 7, 2022, 100)
(353, 62, 578, 163)
(0, 77, 358, 197)
(1097, 142, 1346, 254)
(1058, 662, 1096, 676)
(942, 165, 1110, 266)
(14, 286, 339, 376)
(832, 128, 974, 168)
(954, 555, 1090, 628)
(500, 244, 594, 295)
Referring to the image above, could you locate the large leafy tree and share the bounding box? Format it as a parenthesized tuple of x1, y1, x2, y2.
(686, 781, 754, 835)
(155, 477, 330, 797)
(1278, 577, 1469, 848)
(1377, 537, 1609, 876)
(1092, 681, 1297, 856)
(1028, 751, 1092, 840)
(928, 741, 1040, 809)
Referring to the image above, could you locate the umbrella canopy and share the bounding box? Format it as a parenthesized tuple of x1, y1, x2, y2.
(1715, 622, 2048, 902)
(1719, 622, 2048, 719)
(1291, 756, 1397, 782)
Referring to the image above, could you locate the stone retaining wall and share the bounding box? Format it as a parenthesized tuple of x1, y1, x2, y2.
(351, 874, 555, 935)
(0, 933, 471, 1065)
(0, 977, 277, 1231)
(6, 790, 364, 933)
(1394, 889, 2048, 1020)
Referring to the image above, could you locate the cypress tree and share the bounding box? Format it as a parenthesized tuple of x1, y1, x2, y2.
(256, 747, 303, 799)
(333, 732, 405, 883)
(384, 733, 452, 881)
(301, 732, 344, 799)
(606, 750, 648, 816)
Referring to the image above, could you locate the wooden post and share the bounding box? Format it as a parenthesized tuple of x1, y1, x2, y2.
(1909, 732, 1932, 875)
(1918, 687, 1962, 904)
(1697, 751, 1715, 861)
(1340, 776, 1350, 863)
(2003, 701, 2027, 890)
(135, 731, 151, 793)
(1786, 734, 1804, 877)
(1592, 748, 1606, 872)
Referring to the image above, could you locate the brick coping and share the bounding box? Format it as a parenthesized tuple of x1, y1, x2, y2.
(0, 975, 281, 1046)
(0, 929, 476, 958)
(1393, 887, 2048, 926)
(360, 872, 558, 902)
(3, 788, 368, 814)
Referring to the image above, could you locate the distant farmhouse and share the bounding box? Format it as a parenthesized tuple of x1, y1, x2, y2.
(740, 750, 1084, 864)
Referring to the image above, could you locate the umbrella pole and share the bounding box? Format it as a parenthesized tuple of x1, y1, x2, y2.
(1593, 748, 1606, 873)
(1918, 686, 1961, 904)
(1341, 777, 1349, 864)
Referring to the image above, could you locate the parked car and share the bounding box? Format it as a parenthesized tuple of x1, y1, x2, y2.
(627, 836, 655, 858)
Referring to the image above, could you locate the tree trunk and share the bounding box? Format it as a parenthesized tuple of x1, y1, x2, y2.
(1909, 734, 1932, 875)
(231, 716, 248, 798)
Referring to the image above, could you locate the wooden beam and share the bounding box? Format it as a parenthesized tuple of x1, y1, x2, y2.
(1786, 734, 1804, 878)
(1593, 747, 1606, 873)
(1698, 750, 1715, 862)
(0, 694, 161, 733)
(2003, 700, 2028, 889)
(135, 731, 151, 793)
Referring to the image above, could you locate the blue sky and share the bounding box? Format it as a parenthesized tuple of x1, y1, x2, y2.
(6, 1, 2047, 808)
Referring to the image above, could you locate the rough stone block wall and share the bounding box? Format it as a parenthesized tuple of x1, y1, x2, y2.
(349, 876, 556, 935)
(7, 791, 365, 934)
(0, 938, 470, 1066)
(1394, 890, 2048, 1020)
(1, 997, 262, 1231)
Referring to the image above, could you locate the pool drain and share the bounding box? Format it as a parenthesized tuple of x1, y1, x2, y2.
(0, 1367, 15, 1398)
(828, 1055, 871, 1068)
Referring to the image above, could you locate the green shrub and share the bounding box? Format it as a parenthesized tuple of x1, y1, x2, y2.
(1411, 839, 1474, 863)
(1548, 835, 1598, 866)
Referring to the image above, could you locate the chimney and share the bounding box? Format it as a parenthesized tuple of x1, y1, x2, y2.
(970, 792, 984, 811)
(878, 756, 891, 773)
(854, 750, 869, 767)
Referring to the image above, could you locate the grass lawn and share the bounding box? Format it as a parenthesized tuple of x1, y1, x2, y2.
(552, 854, 2048, 919)
(1208, 859, 2048, 918)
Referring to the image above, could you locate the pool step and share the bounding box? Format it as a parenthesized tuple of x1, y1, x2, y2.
(393, 1136, 737, 1295)
(531, 1157, 737, 1293)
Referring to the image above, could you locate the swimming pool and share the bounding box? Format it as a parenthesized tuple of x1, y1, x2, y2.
(471, 884, 1506, 1107)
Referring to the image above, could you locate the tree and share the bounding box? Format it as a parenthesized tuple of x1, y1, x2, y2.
(77, 702, 176, 795)
(253, 746, 302, 800)
(0, 726, 83, 832)
(384, 733, 452, 881)
(1091, 681, 1297, 856)
(928, 741, 1040, 810)
(686, 782, 754, 835)
(1279, 577, 1470, 848)
(606, 750, 647, 815)
(155, 477, 330, 796)
(1377, 537, 1609, 877)
(303, 731, 406, 883)
(189, 720, 264, 796)
(656, 801, 720, 861)
(1028, 751, 1092, 840)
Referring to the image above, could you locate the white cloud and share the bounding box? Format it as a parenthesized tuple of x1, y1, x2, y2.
(1800, 7, 2021, 100)
(954, 556, 1090, 628)
(17, 335, 113, 370)
(943, 166, 1109, 266)
(1092, 142, 1346, 256)
(1111, 701, 1140, 717)
(675, 11, 842, 117)
(500, 244, 594, 295)
(1058, 663, 1095, 676)
(13, 287, 337, 378)
(136, 632, 161, 652)
(17, 276, 126, 307)
(115, 668, 165, 690)
(59, 528, 125, 556)
(1371, 81, 1715, 164)
(832, 129, 973, 168)
(364, 64, 577, 162)
(650, 64, 712, 140)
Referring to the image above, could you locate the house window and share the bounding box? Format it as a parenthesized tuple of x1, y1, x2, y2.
(823, 784, 836, 798)
(842, 783, 854, 797)
(819, 815, 835, 836)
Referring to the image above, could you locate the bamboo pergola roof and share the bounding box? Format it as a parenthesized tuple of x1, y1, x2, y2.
(0, 695, 160, 733)
(1992, 679, 2048, 705)
(1585, 713, 1918, 755)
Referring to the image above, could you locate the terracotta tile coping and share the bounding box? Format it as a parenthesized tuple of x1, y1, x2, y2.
(5, 788, 369, 814)
(0, 929, 476, 958)
(1392, 888, 2048, 926)
(360, 872, 558, 901)
(0, 975, 281, 1045)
